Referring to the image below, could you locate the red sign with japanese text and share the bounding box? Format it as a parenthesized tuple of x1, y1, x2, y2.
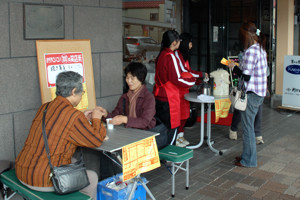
(44, 52, 85, 87)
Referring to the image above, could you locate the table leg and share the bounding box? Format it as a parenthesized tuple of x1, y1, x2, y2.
(206, 103, 223, 155)
(187, 102, 204, 149)
(128, 174, 156, 200)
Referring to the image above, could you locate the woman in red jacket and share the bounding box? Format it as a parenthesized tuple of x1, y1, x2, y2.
(175, 32, 208, 147)
(153, 30, 196, 146)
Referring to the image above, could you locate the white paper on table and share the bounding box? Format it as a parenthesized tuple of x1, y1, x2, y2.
(197, 94, 215, 101)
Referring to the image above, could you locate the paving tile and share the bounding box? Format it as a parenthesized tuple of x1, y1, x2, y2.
(259, 145, 285, 157)
(278, 193, 299, 200)
(216, 190, 238, 200)
(143, 104, 300, 200)
(210, 177, 228, 187)
(197, 187, 220, 198)
(278, 162, 300, 178)
(241, 176, 257, 185)
(221, 171, 247, 182)
(193, 172, 218, 184)
(203, 185, 226, 194)
(292, 178, 300, 188)
(250, 169, 275, 180)
(274, 150, 300, 163)
(235, 182, 259, 192)
(251, 178, 267, 188)
(231, 166, 257, 176)
(262, 191, 281, 200)
(231, 193, 253, 200)
(252, 188, 270, 199)
(211, 168, 230, 177)
(271, 174, 297, 185)
(261, 181, 289, 193)
(229, 186, 255, 196)
(285, 186, 300, 196)
(219, 180, 238, 190)
(187, 192, 214, 200)
(259, 160, 286, 173)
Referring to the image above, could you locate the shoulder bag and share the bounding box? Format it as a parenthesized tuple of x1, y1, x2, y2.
(42, 103, 90, 194)
(229, 77, 247, 111)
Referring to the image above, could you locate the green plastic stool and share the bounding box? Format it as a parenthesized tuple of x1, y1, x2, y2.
(0, 169, 92, 200)
(159, 145, 193, 197)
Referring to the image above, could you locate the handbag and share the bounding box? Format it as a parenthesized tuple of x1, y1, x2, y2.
(229, 76, 247, 111)
(42, 103, 90, 194)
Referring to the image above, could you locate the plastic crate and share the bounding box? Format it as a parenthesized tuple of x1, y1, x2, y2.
(97, 174, 147, 200)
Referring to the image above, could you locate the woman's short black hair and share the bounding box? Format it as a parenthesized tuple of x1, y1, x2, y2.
(179, 32, 193, 61)
(125, 62, 148, 84)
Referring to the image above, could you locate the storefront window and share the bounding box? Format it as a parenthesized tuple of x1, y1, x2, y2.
(122, 0, 182, 92)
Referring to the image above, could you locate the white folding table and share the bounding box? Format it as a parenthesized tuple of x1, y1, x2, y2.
(184, 92, 226, 155)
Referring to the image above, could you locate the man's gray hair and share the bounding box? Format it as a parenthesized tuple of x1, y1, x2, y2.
(55, 71, 83, 97)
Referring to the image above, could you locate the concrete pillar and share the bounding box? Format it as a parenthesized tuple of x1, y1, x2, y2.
(275, 0, 294, 95)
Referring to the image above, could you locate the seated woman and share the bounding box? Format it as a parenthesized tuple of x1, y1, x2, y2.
(15, 71, 107, 199)
(103, 62, 168, 148)
(99, 62, 168, 180)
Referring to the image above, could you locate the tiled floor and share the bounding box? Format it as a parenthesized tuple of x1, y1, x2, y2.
(2, 102, 300, 200)
(144, 102, 300, 199)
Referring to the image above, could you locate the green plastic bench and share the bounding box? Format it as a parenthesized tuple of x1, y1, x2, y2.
(159, 145, 193, 198)
(0, 169, 92, 200)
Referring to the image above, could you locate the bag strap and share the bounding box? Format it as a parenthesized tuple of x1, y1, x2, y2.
(42, 103, 55, 171)
(42, 103, 84, 172)
(229, 65, 234, 88)
(237, 76, 246, 92)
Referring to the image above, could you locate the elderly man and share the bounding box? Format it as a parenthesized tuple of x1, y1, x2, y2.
(15, 71, 107, 199)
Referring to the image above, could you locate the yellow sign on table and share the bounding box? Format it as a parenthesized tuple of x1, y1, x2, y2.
(122, 136, 160, 182)
(214, 98, 231, 123)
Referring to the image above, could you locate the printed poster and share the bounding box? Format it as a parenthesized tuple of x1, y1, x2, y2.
(214, 98, 231, 122)
(122, 136, 160, 182)
(282, 56, 300, 109)
(44, 52, 88, 110)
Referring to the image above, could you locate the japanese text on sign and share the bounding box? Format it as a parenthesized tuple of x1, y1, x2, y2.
(45, 52, 85, 88)
(122, 136, 160, 182)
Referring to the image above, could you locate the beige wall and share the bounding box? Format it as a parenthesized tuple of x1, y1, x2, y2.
(275, 0, 294, 95)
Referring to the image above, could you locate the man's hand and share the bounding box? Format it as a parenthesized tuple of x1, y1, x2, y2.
(92, 107, 104, 119)
(84, 109, 93, 121)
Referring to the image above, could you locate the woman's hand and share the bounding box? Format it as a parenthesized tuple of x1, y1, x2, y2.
(111, 115, 128, 125)
(204, 73, 209, 79)
(228, 61, 236, 69)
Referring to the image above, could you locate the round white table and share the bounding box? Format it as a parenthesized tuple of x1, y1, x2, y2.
(184, 92, 226, 155)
